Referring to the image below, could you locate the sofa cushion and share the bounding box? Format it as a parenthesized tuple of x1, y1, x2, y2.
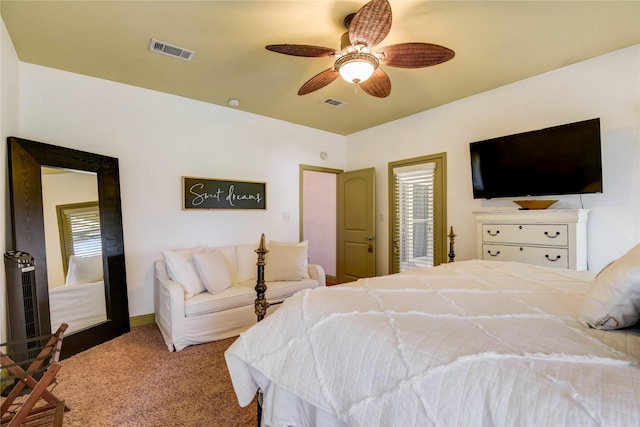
(269, 240, 310, 279)
(265, 243, 308, 281)
(236, 244, 258, 283)
(162, 246, 205, 298)
(184, 278, 320, 317)
(252, 278, 320, 302)
(193, 250, 234, 295)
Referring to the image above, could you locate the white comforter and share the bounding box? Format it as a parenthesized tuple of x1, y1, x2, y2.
(225, 260, 640, 426)
(49, 280, 107, 334)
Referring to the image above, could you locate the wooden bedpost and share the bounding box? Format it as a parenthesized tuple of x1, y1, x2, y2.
(254, 233, 270, 322)
(448, 226, 457, 263)
(254, 234, 270, 426)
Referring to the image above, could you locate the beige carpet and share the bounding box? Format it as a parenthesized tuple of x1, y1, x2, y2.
(50, 324, 256, 426)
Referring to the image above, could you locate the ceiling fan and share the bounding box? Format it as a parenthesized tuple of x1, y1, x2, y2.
(265, 0, 455, 98)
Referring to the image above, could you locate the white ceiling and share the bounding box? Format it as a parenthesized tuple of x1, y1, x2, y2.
(2, 1, 639, 135)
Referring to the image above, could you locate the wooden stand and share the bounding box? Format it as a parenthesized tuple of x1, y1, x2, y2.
(1, 323, 69, 427)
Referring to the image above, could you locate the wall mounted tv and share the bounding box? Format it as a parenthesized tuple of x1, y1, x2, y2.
(470, 118, 603, 199)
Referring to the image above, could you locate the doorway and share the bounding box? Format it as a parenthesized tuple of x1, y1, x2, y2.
(388, 153, 447, 274)
(300, 166, 340, 284)
(300, 165, 377, 284)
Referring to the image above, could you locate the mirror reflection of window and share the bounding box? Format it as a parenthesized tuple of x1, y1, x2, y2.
(56, 201, 102, 275)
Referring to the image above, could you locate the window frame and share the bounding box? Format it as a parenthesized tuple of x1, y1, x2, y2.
(388, 152, 447, 273)
(56, 201, 102, 275)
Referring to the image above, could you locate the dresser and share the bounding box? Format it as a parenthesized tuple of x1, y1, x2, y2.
(473, 209, 589, 270)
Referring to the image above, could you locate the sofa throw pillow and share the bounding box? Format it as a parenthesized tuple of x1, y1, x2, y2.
(65, 254, 104, 286)
(579, 243, 640, 329)
(192, 250, 233, 295)
(203, 246, 239, 284)
(269, 240, 310, 279)
(236, 245, 259, 283)
(162, 247, 206, 298)
(265, 244, 307, 281)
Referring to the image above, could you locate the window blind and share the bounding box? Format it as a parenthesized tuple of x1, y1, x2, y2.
(393, 162, 436, 272)
(58, 202, 102, 273)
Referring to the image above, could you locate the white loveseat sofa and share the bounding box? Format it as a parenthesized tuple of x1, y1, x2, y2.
(154, 241, 325, 351)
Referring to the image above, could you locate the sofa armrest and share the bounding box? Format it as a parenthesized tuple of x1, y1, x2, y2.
(308, 264, 326, 287)
(154, 259, 187, 351)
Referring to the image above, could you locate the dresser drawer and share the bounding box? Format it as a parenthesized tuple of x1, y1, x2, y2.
(481, 224, 568, 246)
(482, 244, 569, 269)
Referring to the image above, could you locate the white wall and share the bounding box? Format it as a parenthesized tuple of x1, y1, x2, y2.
(0, 18, 20, 344)
(18, 64, 346, 317)
(346, 45, 640, 275)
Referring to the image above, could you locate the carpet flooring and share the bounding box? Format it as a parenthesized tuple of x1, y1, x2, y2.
(40, 324, 256, 426)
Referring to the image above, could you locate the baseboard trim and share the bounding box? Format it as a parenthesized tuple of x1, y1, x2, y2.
(130, 313, 155, 328)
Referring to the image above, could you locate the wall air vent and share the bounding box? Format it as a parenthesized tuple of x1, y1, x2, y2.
(321, 98, 348, 108)
(149, 38, 195, 61)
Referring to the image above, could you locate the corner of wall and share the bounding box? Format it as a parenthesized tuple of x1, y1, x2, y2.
(1, 16, 21, 348)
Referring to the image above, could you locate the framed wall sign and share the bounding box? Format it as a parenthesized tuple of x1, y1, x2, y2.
(183, 176, 267, 210)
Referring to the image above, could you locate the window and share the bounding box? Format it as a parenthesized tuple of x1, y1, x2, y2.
(392, 163, 436, 271)
(57, 201, 102, 274)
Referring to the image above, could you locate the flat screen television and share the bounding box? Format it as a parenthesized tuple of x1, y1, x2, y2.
(470, 118, 603, 199)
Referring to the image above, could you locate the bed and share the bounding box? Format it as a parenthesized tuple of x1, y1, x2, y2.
(48, 255, 107, 335)
(225, 244, 640, 426)
(49, 280, 107, 335)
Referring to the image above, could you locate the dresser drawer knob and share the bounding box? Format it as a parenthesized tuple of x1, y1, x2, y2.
(544, 231, 561, 238)
(487, 250, 501, 257)
(545, 254, 562, 262)
(487, 230, 500, 237)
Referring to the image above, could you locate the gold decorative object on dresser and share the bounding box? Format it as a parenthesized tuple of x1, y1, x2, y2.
(473, 209, 590, 270)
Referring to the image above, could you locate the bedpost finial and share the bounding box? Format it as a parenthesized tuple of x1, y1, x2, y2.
(448, 226, 457, 263)
(256, 233, 269, 255)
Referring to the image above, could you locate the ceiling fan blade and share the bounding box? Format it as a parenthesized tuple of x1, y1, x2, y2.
(378, 43, 455, 68)
(348, 0, 392, 48)
(298, 69, 340, 95)
(359, 69, 391, 98)
(266, 44, 337, 58)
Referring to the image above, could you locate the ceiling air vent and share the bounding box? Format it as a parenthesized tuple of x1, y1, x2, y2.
(149, 38, 195, 61)
(321, 98, 348, 108)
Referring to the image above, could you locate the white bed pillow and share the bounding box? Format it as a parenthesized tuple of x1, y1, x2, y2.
(192, 250, 233, 295)
(269, 240, 310, 279)
(65, 255, 103, 286)
(579, 244, 640, 329)
(162, 246, 205, 298)
(265, 243, 307, 281)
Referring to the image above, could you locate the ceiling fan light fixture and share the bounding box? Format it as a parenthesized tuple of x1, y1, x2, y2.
(335, 52, 378, 84)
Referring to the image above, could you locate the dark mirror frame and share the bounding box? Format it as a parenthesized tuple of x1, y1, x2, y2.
(7, 136, 129, 358)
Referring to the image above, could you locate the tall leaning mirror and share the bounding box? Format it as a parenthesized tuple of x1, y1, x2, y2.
(7, 137, 129, 358)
